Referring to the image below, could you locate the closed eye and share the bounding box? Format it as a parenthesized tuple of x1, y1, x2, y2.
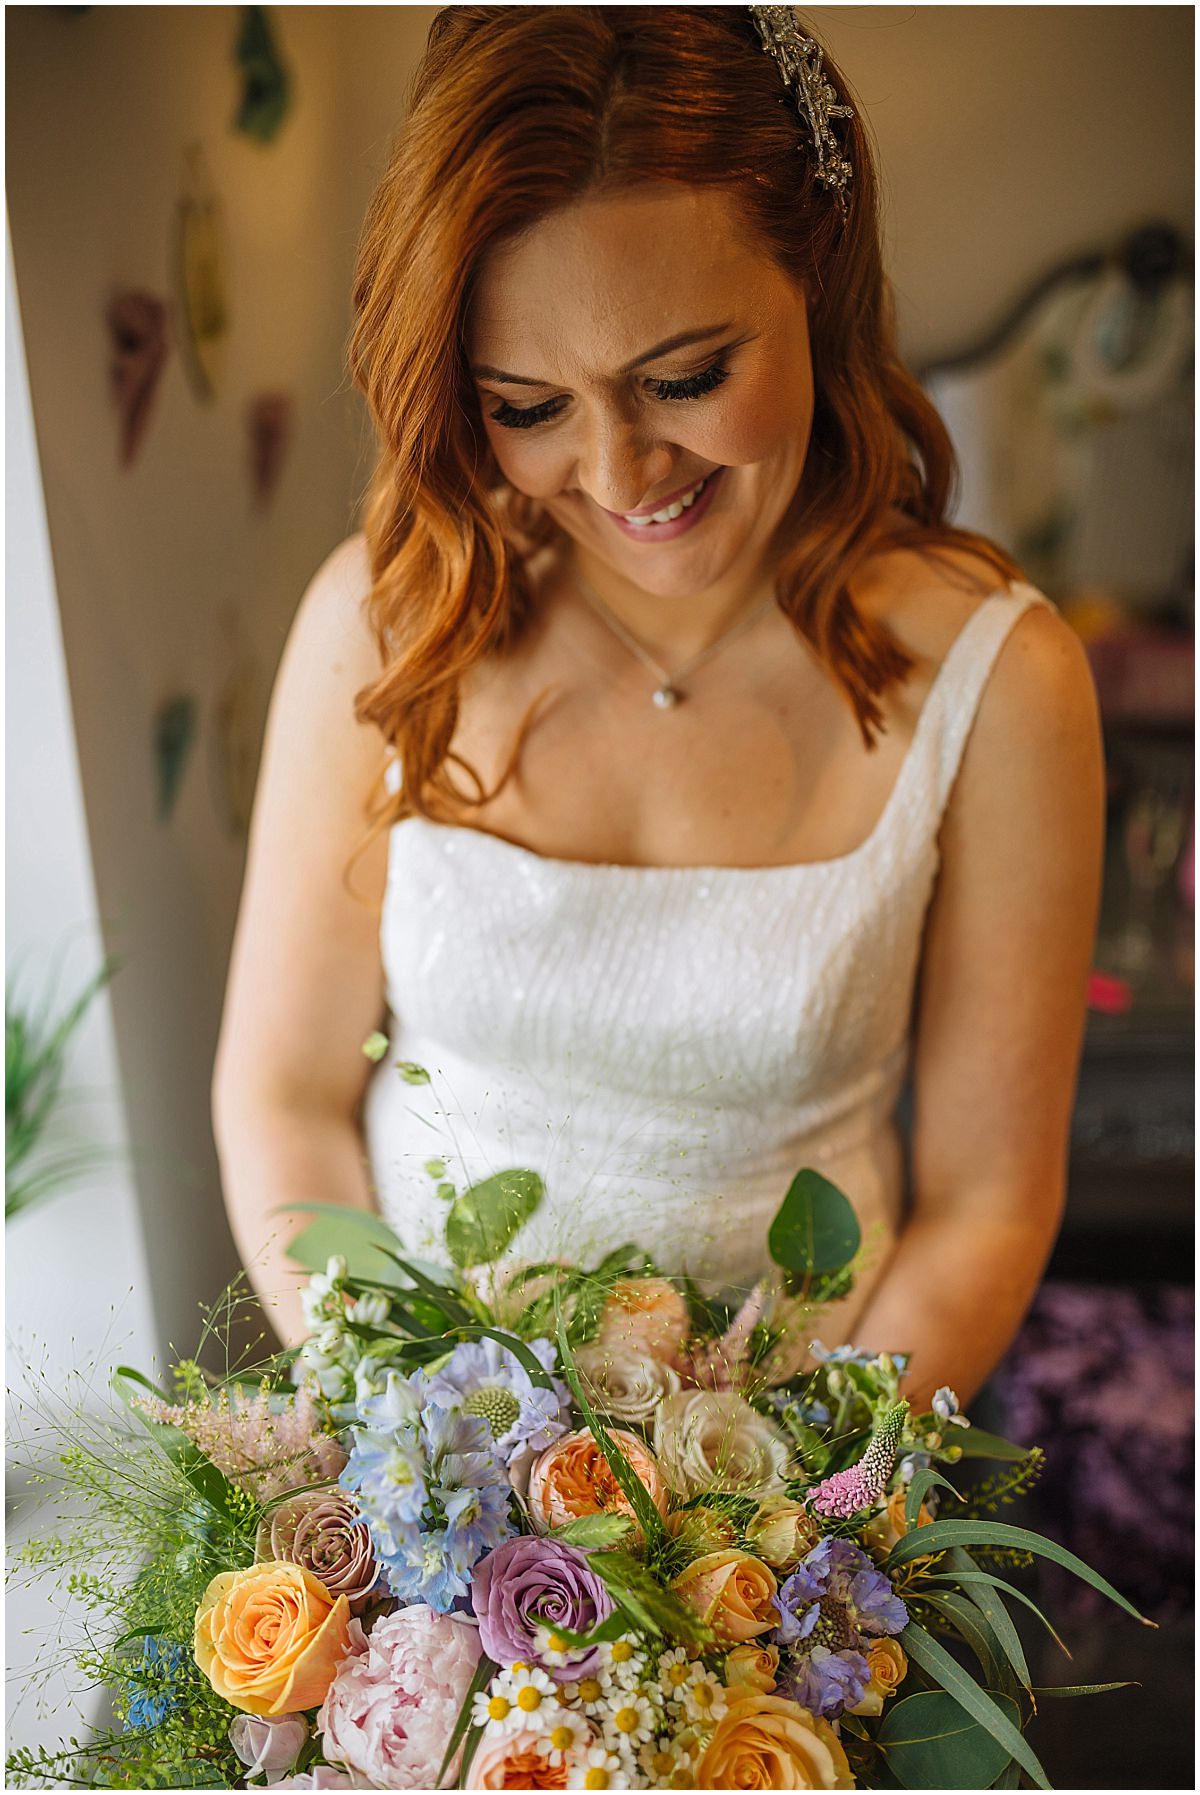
(486, 359, 732, 431)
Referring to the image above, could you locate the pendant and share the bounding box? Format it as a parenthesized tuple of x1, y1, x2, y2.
(652, 684, 681, 710)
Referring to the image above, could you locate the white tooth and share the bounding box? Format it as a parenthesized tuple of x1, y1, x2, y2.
(624, 475, 707, 526)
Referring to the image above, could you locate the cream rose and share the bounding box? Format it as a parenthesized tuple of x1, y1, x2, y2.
(848, 1637, 908, 1717)
(745, 1496, 822, 1570)
(696, 1693, 854, 1789)
(595, 1278, 691, 1363)
(194, 1562, 351, 1716)
(671, 1549, 779, 1645)
(575, 1345, 680, 1427)
(654, 1391, 791, 1499)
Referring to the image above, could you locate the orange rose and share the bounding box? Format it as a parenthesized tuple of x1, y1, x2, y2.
(194, 1561, 351, 1715)
(696, 1693, 854, 1789)
(849, 1637, 908, 1717)
(671, 1549, 778, 1644)
(725, 1643, 780, 1694)
(863, 1487, 934, 1562)
(596, 1278, 691, 1363)
(527, 1428, 668, 1534)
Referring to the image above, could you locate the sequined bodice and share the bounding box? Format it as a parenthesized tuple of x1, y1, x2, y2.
(363, 582, 1052, 1322)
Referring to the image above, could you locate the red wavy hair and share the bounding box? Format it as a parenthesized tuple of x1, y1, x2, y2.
(345, 5, 1019, 885)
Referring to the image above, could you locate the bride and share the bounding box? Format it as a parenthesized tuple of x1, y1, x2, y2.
(212, 6, 1104, 1412)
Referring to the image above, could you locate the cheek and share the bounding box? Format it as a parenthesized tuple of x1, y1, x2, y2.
(706, 369, 814, 467)
(482, 425, 569, 500)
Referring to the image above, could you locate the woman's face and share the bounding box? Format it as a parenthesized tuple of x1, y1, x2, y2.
(466, 184, 814, 603)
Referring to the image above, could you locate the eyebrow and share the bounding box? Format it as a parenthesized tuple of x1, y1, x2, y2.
(470, 322, 735, 388)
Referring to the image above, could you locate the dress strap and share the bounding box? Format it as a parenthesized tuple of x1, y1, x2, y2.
(923, 580, 1058, 826)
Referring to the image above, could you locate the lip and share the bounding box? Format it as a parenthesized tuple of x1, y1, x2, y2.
(604, 466, 726, 543)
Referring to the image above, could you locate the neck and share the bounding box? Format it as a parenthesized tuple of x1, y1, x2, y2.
(566, 548, 778, 666)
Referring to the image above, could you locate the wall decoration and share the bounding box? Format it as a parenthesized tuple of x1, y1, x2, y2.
(172, 144, 230, 401)
(105, 291, 168, 467)
(247, 390, 294, 510)
(233, 6, 292, 145)
(153, 693, 197, 821)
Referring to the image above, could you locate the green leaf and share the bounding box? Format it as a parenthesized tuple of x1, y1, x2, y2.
(361, 1031, 389, 1062)
(554, 1302, 666, 1551)
(444, 1169, 544, 1268)
(537, 1612, 631, 1650)
(423, 1158, 447, 1178)
(767, 1168, 861, 1276)
(280, 1203, 417, 1287)
(370, 1247, 476, 1327)
(110, 1369, 240, 1519)
(926, 1569, 1071, 1659)
(906, 1466, 960, 1530)
(1031, 1682, 1135, 1698)
(451, 1324, 555, 1391)
(396, 1060, 431, 1084)
(591, 1552, 712, 1648)
(553, 1513, 634, 1549)
(918, 1590, 1004, 1690)
(878, 1689, 1021, 1789)
(953, 1425, 1030, 1461)
(886, 1520, 1152, 1625)
(936, 1550, 1031, 1688)
(900, 1623, 1048, 1789)
(436, 1653, 495, 1788)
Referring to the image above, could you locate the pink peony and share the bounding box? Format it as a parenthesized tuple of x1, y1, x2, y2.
(318, 1607, 482, 1788)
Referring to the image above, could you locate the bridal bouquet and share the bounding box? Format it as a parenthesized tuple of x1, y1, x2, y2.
(7, 1162, 1145, 1791)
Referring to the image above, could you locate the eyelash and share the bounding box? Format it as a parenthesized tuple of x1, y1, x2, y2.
(487, 360, 732, 431)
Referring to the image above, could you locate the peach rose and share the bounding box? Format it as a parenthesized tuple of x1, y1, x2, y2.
(194, 1561, 351, 1716)
(671, 1549, 779, 1645)
(665, 1505, 737, 1557)
(696, 1693, 854, 1789)
(596, 1278, 691, 1364)
(468, 1732, 568, 1789)
(725, 1643, 780, 1695)
(527, 1428, 668, 1534)
(848, 1637, 908, 1717)
(862, 1487, 934, 1561)
(745, 1497, 821, 1570)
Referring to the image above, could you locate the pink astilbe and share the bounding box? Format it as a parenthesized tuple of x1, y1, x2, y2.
(806, 1400, 909, 1519)
(133, 1382, 347, 1504)
(683, 1282, 770, 1392)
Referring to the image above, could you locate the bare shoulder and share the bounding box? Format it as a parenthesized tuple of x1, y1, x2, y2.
(290, 531, 380, 683)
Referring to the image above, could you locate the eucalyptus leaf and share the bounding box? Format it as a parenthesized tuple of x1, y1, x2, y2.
(280, 1203, 415, 1287)
(767, 1168, 861, 1276)
(918, 1591, 1004, 1691)
(905, 1465, 960, 1530)
(939, 1549, 1030, 1690)
(886, 1520, 1150, 1624)
(444, 1169, 544, 1268)
(878, 1690, 1020, 1790)
(952, 1425, 1029, 1461)
(451, 1324, 556, 1391)
(901, 1624, 1048, 1789)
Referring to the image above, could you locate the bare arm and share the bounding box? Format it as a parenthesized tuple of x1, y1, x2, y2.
(212, 534, 389, 1349)
(851, 603, 1106, 1411)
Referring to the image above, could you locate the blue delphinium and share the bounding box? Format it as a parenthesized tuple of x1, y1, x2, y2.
(773, 1537, 908, 1719)
(341, 1369, 516, 1611)
(423, 1337, 571, 1465)
(124, 1636, 188, 1731)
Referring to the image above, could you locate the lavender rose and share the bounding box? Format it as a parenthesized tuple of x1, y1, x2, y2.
(229, 1712, 308, 1781)
(471, 1536, 616, 1681)
(255, 1490, 381, 1614)
(318, 1608, 482, 1788)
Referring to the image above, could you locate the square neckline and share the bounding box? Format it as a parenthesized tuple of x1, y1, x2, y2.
(398, 579, 1029, 877)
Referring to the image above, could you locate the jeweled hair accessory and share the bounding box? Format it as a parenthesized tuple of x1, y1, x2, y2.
(749, 6, 855, 213)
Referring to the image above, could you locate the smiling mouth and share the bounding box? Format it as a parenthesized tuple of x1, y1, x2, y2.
(618, 473, 714, 527)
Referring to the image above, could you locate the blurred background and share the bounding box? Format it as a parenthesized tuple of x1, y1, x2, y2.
(5, 5, 1193, 1782)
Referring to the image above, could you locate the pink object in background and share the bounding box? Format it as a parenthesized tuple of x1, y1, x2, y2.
(1087, 970, 1134, 1014)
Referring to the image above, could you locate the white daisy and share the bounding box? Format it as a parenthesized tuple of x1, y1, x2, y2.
(534, 1621, 589, 1673)
(571, 1665, 617, 1714)
(475, 1664, 557, 1733)
(567, 1744, 631, 1790)
(680, 1663, 728, 1728)
(656, 1646, 696, 1704)
(537, 1709, 593, 1767)
(602, 1689, 657, 1751)
(601, 1634, 647, 1686)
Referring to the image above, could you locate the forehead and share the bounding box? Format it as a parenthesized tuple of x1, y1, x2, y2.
(466, 184, 786, 370)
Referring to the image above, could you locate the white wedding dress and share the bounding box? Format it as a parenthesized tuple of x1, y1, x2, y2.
(363, 580, 1053, 1338)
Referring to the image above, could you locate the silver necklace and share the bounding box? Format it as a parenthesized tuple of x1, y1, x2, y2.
(574, 578, 778, 710)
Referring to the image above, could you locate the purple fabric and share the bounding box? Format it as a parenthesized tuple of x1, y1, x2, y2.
(996, 1280, 1193, 1621)
(471, 1535, 615, 1679)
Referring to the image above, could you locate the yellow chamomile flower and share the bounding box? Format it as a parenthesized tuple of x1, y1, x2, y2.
(568, 1744, 631, 1790)
(539, 1708, 592, 1767)
(639, 1734, 688, 1784)
(657, 1646, 696, 1703)
(602, 1689, 656, 1751)
(474, 1664, 556, 1734)
(681, 1663, 729, 1728)
(572, 1667, 616, 1714)
(600, 1635, 646, 1687)
(534, 1623, 588, 1674)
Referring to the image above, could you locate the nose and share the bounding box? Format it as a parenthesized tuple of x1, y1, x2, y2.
(574, 410, 675, 515)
